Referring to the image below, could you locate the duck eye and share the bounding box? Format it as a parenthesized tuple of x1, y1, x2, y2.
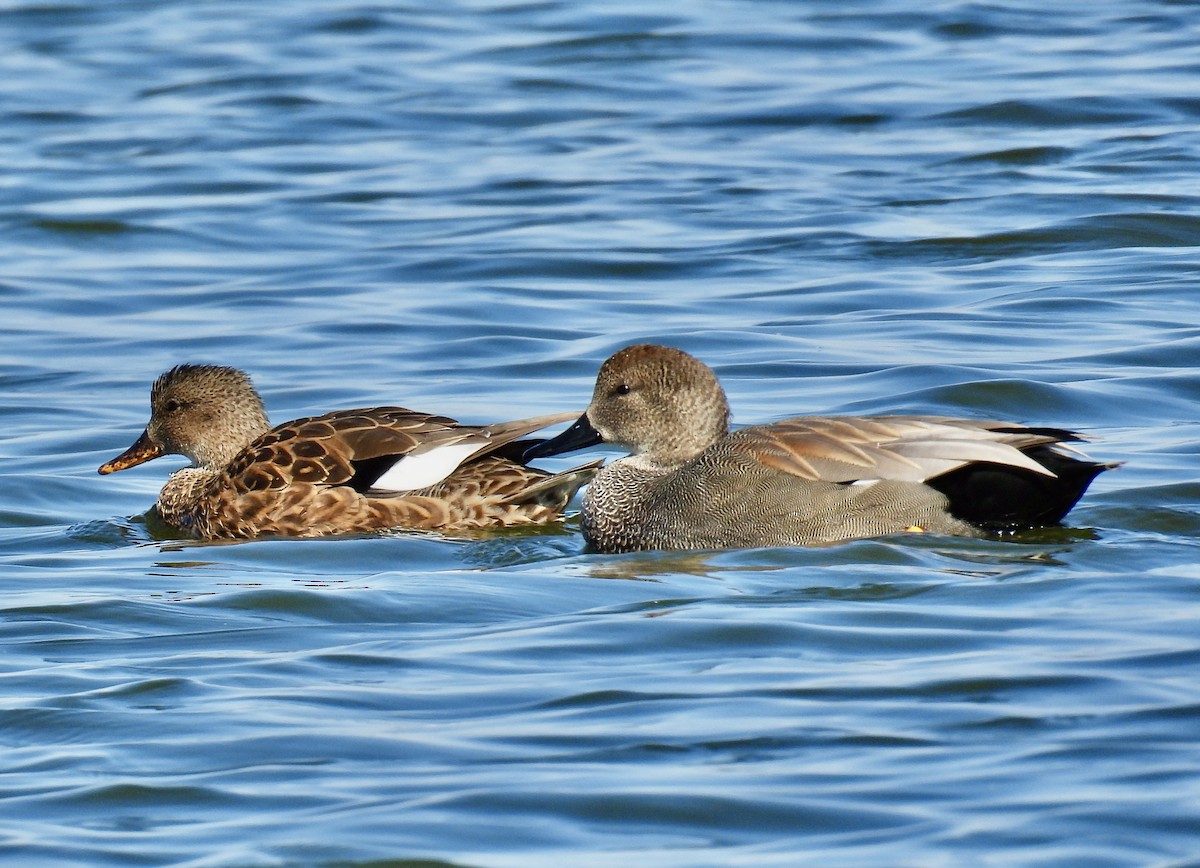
(163, 399, 182, 413)
(613, 383, 632, 396)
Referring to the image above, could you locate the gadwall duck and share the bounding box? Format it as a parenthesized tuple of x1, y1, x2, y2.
(525, 345, 1116, 552)
(99, 364, 599, 540)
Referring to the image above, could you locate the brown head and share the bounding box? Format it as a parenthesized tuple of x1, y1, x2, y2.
(584, 344, 731, 466)
(98, 364, 271, 475)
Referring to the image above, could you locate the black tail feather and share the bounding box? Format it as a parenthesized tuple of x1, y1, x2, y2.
(927, 444, 1115, 530)
(492, 438, 543, 464)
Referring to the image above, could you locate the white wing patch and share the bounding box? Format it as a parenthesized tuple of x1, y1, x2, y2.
(372, 442, 482, 492)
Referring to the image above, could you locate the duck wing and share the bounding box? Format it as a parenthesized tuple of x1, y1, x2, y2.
(223, 408, 579, 495)
(739, 415, 1074, 484)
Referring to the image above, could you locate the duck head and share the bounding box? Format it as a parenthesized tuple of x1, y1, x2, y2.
(99, 364, 270, 474)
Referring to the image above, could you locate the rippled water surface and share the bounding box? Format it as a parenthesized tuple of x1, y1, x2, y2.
(4, 1, 1200, 864)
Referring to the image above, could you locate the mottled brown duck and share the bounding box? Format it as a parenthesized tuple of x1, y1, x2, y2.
(525, 344, 1117, 553)
(99, 364, 598, 540)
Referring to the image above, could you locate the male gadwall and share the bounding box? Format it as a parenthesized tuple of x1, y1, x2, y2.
(99, 364, 598, 540)
(525, 345, 1116, 552)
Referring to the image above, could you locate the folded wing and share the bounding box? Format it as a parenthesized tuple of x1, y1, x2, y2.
(223, 408, 580, 495)
(741, 415, 1079, 484)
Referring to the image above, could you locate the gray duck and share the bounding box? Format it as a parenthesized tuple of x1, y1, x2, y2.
(525, 344, 1116, 552)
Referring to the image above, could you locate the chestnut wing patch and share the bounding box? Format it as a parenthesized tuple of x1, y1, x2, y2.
(738, 415, 1059, 484)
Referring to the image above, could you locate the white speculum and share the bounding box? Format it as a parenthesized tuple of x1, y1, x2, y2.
(373, 442, 481, 492)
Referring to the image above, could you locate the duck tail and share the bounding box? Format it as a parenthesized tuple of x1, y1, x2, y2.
(516, 459, 602, 510)
(927, 443, 1119, 529)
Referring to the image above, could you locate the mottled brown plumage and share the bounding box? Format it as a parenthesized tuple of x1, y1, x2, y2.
(99, 365, 598, 540)
(525, 345, 1117, 552)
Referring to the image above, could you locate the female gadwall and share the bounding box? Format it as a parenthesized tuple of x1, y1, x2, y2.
(99, 364, 598, 540)
(525, 345, 1116, 552)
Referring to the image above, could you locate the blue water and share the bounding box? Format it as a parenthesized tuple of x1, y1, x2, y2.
(3, 1, 1200, 864)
